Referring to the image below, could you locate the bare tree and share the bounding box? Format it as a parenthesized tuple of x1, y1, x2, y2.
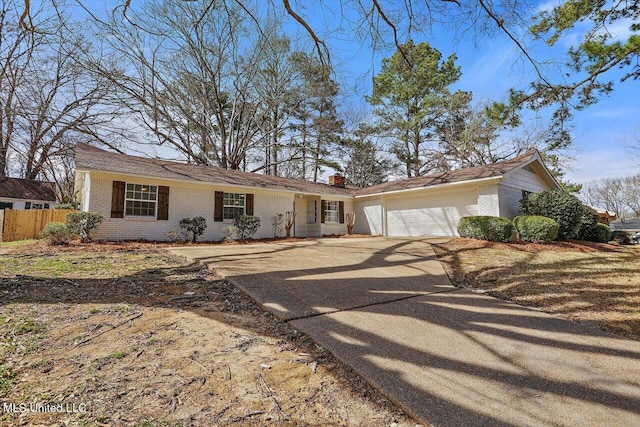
(87, 0, 272, 170)
(583, 175, 640, 221)
(0, 0, 40, 176)
(252, 32, 304, 176)
(1, 0, 120, 179)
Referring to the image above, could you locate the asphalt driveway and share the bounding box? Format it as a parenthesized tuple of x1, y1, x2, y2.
(169, 237, 640, 427)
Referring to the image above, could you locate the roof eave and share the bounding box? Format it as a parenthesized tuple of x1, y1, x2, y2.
(354, 175, 503, 198)
(76, 166, 354, 199)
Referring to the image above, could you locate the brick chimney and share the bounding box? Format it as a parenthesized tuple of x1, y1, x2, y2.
(328, 174, 345, 188)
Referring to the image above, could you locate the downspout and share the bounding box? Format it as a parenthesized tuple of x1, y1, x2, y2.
(382, 195, 388, 237)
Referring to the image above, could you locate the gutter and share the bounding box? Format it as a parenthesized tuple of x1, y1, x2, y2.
(75, 167, 355, 200)
(354, 176, 503, 198)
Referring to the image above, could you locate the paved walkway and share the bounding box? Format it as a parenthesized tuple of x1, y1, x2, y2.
(169, 238, 640, 427)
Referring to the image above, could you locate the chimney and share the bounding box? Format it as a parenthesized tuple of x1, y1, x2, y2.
(328, 174, 345, 188)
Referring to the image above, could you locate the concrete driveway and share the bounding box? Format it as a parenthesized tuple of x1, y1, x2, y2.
(169, 237, 640, 427)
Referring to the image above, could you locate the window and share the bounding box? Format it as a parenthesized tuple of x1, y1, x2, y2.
(307, 200, 317, 223)
(223, 192, 245, 220)
(0, 202, 13, 209)
(125, 183, 157, 217)
(521, 190, 532, 201)
(324, 201, 339, 223)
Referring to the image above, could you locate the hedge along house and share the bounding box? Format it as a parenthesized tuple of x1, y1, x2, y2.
(0, 177, 57, 210)
(74, 143, 559, 241)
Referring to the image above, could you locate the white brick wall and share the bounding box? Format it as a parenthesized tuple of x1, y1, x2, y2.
(354, 198, 383, 235)
(87, 173, 295, 241)
(477, 185, 500, 217)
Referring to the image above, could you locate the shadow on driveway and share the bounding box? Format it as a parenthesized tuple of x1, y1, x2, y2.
(169, 237, 640, 427)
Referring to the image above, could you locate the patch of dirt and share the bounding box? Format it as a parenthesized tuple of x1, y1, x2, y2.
(433, 238, 640, 341)
(0, 245, 414, 426)
(440, 237, 624, 253)
(6, 234, 375, 255)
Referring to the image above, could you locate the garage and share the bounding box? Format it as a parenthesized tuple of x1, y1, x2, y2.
(386, 187, 479, 237)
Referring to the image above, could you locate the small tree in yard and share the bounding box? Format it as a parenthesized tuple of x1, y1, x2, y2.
(66, 212, 104, 243)
(234, 215, 261, 242)
(284, 211, 297, 238)
(345, 212, 356, 234)
(271, 213, 284, 238)
(179, 217, 207, 243)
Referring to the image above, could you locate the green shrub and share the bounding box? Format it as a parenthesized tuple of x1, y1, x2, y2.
(577, 205, 600, 241)
(233, 215, 261, 241)
(457, 216, 513, 242)
(513, 215, 559, 242)
(66, 212, 104, 243)
(521, 189, 584, 240)
(179, 216, 208, 243)
(591, 223, 612, 243)
(39, 222, 72, 245)
(54, 203, 76, 210)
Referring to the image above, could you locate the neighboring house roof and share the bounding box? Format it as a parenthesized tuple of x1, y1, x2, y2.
(610, 219, 640, 231)
(75, 143, 557, 197)
(75, 143, 354, 197)
(357, 150, 555, 196)
(594, 207, 616, 217)
(0, 177, 56, 201)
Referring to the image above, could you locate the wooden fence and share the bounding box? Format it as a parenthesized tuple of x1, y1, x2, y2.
(0, 209, 79, 242)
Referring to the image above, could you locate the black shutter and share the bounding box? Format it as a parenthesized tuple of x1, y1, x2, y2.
(246, 193, 254, 216)
(214, 191, 224, 222)
(339, 201, 345, 224)
(111, 181, 125, 218)
(321, 200, 326, 223)
(157, 186, 169, 220)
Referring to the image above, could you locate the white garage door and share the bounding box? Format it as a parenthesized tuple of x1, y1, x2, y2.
(386, 188, 479, 237)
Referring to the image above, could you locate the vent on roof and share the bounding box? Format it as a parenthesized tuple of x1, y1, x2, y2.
(328, 174, 345, 188)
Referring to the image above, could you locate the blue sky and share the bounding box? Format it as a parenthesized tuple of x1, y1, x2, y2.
(75, 0, 639, 185)
(288, 0, 640, 186)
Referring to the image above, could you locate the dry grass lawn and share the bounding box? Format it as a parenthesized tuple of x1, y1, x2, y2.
(433, 238, 640, 340)
(0, 241, 412, 426)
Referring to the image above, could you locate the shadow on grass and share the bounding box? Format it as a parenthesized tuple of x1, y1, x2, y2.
(3, 239, 640, 426)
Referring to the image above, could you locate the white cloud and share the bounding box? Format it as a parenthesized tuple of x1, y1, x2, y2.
(597, 18, 637, 42)
(564, 148, 635, 185)
(585, 107, 640, 119)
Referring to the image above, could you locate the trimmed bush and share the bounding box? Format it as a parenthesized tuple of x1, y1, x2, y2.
(513, 215, 559, 242)
(457, 216, 513, 242)
(577, 205, 600, 241)
(592, 223, 612, 243)
(66, 212, 104, 243)
(233, 215, 261, 241)
(179, 216, 208, 243)
(39, 222, 72, 245)
(54, 203, 75, 210)
(521, 189, 584, 240)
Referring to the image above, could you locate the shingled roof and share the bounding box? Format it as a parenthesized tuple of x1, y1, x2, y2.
(0, 177, 56, 201)
(75, 143, 546, 197)
(357, 151, 542, 196)
(74, 143, 354, 196)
